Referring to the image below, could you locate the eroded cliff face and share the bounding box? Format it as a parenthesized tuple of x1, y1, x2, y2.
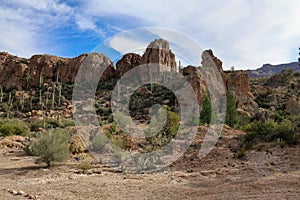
(202, 50, 255, 109)
(225, 70, 256, 110)
(116, 53, 141, 77)
(139, 39, 177, 82)
(182, 66, 207, 105)
(0, 40, 256, 116)
(0, 52, 115, 88)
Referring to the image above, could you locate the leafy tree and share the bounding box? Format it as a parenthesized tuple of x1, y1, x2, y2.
(225, 90, 238, 127)
(200, 95, 212, 125)
(31, 129, 71, 167)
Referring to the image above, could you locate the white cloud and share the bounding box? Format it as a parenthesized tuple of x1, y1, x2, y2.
(0, 0, 73, 57)
(108, 35, 147, 55)
(1, 0, 299, 69)
(80, 0, 300, 69)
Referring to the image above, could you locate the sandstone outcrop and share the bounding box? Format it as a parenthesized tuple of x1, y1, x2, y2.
(116, 53, 141, 77)
(199, 50, 257, 112)
(0, 52, 115, 88)
(140, 39, 176, 82)
(182, 65, 207, 105)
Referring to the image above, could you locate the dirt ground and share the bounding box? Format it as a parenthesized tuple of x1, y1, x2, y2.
(0, 128, 299, 200)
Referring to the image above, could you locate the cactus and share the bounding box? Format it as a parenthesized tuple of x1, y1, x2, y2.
(29, 95, 33, 110)
(45, 87, 50, 106)
(52, 86, 55, 109)
(7, 92, 13, 119)
(39, 89, 42, 104)
(150, 73, 154, 92)
(178, 60, 181, 72)
(20, 92, 25, 111)
(56, 69, 59, 85)
(58, 83, 62, 107)
(0, 84, 3, 103)
(26, 71, 31, 88)
(39, 73, 43, 88)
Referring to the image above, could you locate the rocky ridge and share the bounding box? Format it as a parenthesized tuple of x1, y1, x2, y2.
(0, 39, 256, 118)
(246, 62, 300, 78)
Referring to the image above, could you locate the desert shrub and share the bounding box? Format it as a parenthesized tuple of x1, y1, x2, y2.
(242, 119, 298, 148)
(30, 118, 74, 131)
(31, 129, 71, 167)
(30, 119, 56, 131)
(59, 119, 75, 128)
(145, 106, 180, 148)
(78, 163, 92, 174)
(110, 122, 117, 133)
(0, 124, 15, 136)
(96, 106, 111, 117)
(0, 119, 30, 136)
(110, 134, 133, 151)
(274, 119, 296, 144)
(91, 134, 109, 151)
(113, 111, 132, 128)
(242, 120, 276, 145)
(234, 148, 247, 159)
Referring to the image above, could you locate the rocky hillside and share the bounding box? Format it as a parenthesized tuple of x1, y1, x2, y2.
(0, 39, 258, 124)
(246, 62, 300, 78)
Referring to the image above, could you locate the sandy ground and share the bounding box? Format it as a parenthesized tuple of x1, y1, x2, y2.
(0, 129, 299, 200)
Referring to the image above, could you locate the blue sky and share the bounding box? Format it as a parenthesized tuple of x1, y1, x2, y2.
(0, 0, 299, 70)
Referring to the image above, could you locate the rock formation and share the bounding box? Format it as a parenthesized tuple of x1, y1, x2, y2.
(196, 49, 257, 112)
(182, 65, 207, 105)
(0, 52, 115, 88)
(246, 62, 300, 78)
(116, 53, 141, 77)
(0, 40, 257, 116)
(139, 39, 177, 82)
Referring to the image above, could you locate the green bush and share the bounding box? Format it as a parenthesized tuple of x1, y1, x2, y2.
(242, 119, 298, 148)
(234, 148, 247, 159)
(145, 106, 180, 148)
(59, 119, 75, 128)
(30, 118, 74, 131)
(274, 120, 296, 144)
(225, 90, 238, 127)
(30, 119, 56, 131)
(31, 129, 71, 167)
(78, 163, 92, 174)
(0, 124, 15, 136)
(200, 95, 212, 125)
(113, 111, 132, 128)
(0, 119, 30, 136)
(91, 134, 109, 151)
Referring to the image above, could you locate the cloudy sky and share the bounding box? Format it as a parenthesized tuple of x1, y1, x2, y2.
(0, 0, 299, 70)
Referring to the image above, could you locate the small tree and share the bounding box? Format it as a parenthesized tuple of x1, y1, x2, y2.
(225, 90, 238, 127)
(298, 47, 300, 67)
(32, 129, 70, 167)
(230, 66, 235, 72)
(200, 95, 212, 125)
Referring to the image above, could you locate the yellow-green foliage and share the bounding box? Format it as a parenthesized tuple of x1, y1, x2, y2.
(31, 129, 71, 167)
(0, 119, 30, 136)
(242, 119, 298, 148)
